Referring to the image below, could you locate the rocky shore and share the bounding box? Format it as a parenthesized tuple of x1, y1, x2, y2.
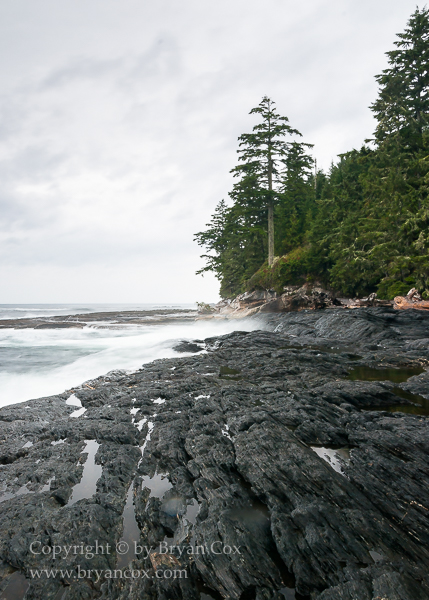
(0, 309, 197, 330)
(212, 286, 429, 318)
(1, 307, 429, 600)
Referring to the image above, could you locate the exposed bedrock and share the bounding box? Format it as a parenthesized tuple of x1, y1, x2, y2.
(0, 308, 428, 599)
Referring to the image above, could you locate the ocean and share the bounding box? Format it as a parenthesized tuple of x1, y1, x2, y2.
(0, 304, 260, 409)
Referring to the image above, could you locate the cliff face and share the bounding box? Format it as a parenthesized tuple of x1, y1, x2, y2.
(0, 308, 429, 600)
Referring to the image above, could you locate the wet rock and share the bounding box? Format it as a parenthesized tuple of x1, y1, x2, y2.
(173, 341, 205, 353)
(0, 308, 428, 599)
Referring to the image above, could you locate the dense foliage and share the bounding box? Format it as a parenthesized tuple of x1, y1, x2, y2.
(195, 8, 429, 300)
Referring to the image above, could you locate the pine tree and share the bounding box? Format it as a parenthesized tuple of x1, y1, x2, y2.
(276, 141, 315, 255)
(194, 199, 229, 281)
(195, 97, 310, 297)
(371, 7, 429, 145)
(363, 7, 429, 297)
(232, 96, 302, 266)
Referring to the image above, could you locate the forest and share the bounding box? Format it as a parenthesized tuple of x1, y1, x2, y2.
(194, 7, 429, 300)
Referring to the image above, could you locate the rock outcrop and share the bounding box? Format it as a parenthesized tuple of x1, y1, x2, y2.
(215, 285, 393, 317)
(0, 308, 429, 599)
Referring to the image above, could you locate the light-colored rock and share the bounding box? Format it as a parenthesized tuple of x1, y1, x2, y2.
(394, 288, 429, 311)
(214, 290, 277, 317)
(342, 293, 392, 309)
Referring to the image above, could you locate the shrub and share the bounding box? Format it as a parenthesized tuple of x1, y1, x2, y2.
(376, 277, 416, 299)
(245, 247, 311, 294)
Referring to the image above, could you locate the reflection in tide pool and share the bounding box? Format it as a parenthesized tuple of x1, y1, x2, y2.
(310, 447, 350, 476)
(0, 484, 33, 504)
(0, 571, 30, 600)
(117, 484, 140, 569)
(348, 365, 424, 383)
(68, 440, 102, 505)
(142, 472, 173, 499)
(348, 365, 429, 415)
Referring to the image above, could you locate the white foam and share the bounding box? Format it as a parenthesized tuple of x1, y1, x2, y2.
(0, 317, 263, 408)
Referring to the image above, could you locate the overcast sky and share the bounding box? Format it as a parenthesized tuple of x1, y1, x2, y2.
(0, 0, 421, 303)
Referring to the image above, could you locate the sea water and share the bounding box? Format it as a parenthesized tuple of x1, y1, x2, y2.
(0, 304, 261, 408)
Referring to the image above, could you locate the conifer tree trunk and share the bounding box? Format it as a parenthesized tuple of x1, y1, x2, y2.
(268, 157, 274, 266)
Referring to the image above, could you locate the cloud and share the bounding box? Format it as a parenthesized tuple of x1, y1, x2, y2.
(0, 0, 421, 301)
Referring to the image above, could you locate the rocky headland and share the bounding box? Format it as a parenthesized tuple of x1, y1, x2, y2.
(1, 307, 429, 600)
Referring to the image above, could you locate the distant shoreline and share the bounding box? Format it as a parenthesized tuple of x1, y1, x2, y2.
(0, 308, 198, 330)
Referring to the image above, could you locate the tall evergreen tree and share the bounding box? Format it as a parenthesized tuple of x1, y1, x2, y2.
(363, 6, 429, 296)
(276, 141, 315, 255)
(371, 7, 429, 145)
(194, 199, 229, 281)
(195, 97, 310, 296)
(233, 96, 302, 266)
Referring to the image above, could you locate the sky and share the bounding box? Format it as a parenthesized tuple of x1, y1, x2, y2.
(0, 0, 422, 303)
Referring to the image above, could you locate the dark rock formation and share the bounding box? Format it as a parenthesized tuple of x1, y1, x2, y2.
(173, 340, 205, 353)
(0, 308, 429, 600)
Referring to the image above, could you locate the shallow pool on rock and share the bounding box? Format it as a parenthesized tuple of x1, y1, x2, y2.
(310, 446, 350, 476)
(348, 365, 429, 415)
(68, 440, 102, 505)
(0, 570, 29, 600)
(117, 483, 140, 569)
(347, 365, 425, 383)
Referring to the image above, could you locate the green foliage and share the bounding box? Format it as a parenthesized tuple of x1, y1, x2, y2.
(371, 7, 429, 144)
(233, 96, 302, 191)
(245, 247, 312, 294)
(195, 8, 429, 300)
(376, 278, 416, 299)
(276, 142, 316, 255)
(195, 97, 313, 297)
(194, 200, 229, 280)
